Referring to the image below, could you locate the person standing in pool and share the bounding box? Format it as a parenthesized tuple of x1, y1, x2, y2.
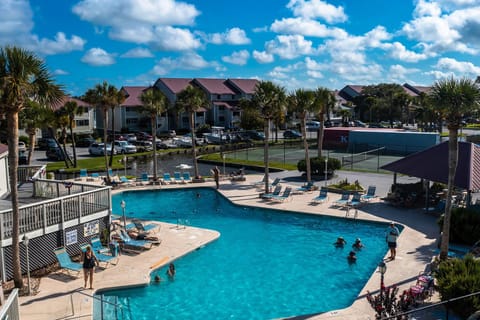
(386, 222, 400, 260)
(166, 263, 176, 279)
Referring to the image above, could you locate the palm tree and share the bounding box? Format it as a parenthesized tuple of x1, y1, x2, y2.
(0, 46, 63, 288)
(20, 101, 44, 164)
(84, 82, 124, 183)
(251, 81, 286, 193)
(430, 77, 480, 261)
(62, 100, 83, 167)
(175, 85, 209, 179)
(140, 87, 169, 182)
(54, 108, 74, 168)
(288, 89, 315, 182)
(313, 87, 334, 158)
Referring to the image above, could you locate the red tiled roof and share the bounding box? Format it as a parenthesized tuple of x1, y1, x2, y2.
(194, 78, 236, 95)
(227, 79, 258, 94)
(157, 78, 193, 94)
(347, 85, 364, 93)
(402, 86, 418, 97)
(51, 96, 91, 111)
(121, 86, 148, 106)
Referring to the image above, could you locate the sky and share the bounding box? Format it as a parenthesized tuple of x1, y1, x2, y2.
(2, 0, 480, 96)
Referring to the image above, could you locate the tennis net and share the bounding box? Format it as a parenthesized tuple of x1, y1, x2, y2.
(341, 147, 385, 166)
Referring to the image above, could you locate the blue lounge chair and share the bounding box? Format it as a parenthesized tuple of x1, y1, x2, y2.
(90, 236, 110, 254)
(119, 176, 135, 186)
(174, 171, 184, 183)
(312, 187, 328, 203)
(80, 243, 118, 268)
(162, 172, 173, 184)
(53, 247, 82, 277)
(270, 187, 293, 202)
(91, 172, 100, 180)
(141, 172, 149, 183)
(361, 186, 377, 202)
(270, 177, 281, 188)
(183, 172, 192, 183)
(132, 219, 160, 233)
(348, 192, 363, 207)
(333, 192, 351, 207)
(118, 229, 153, 252)
(261, 185, 282, 199)
(79, 169, 88, 180)
(252, 174, 267, 186)
(296, 181, 315, 193)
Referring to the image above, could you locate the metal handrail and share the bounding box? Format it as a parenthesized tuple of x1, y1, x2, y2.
(0, 288, 19, 320)
(71, 290, 125, 320)
(381, 290, 480, 319)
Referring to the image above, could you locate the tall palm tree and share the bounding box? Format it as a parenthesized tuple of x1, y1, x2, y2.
(288, 89, 315, 182)
(140, 87, 169, 182)
(20, 101, 44, 164)
(84, 82, 124, 183)
(313, 87, 334, 158)
(175, 85, 209, 179)
(0, 46, 63, 288)
(251, 81, 286, 193)
(54, 108, 74, 168)
(62, 100, 83, 167)
(430, 77, 480, 261)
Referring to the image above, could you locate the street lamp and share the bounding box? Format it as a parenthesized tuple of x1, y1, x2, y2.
(324, 158, 328, 187)
(23, 235, 31, 295)
(120, 200, 126, 229)
(378, 261, 387, 294)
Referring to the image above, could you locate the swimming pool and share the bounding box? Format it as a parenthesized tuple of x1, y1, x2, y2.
(98, 188, 395, 319)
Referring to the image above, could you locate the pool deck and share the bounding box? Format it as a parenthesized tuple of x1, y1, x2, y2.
(18, 173, 440, 320)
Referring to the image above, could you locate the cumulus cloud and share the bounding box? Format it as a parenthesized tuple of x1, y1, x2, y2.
(150, 52, 211, 75)
(388, 64, 420, 82)
(270, 17, 347, 38)
(252, 50, 274, 63)
(81, 48, 116, 66)
(286, 0, 347, 23)
(121, 47, 154, 58)
(222, 50, 250, 65)
(52, 69, 69, 76)
(34, 32, 86, 55)
(262, 35, 314, 60)
(434, 57, 480, 74)
(208, 28, 251, 45)
(386, 42, 430, 62)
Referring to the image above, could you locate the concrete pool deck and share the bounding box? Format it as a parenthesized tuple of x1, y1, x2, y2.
(18, 174, 440, 319)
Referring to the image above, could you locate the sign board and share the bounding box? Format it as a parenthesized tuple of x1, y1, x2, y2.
(84, 221, 99, 237)
(66, 230, 77, 246)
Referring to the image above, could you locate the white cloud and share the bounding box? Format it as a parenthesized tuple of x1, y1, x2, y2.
(52, 69, 69, 76)
(252, 50, 274, 63)
(414, 0, 442, 18)
(151, 52, 211, 75)
(435, 57, 480, 74)
(286, 0, 347, 23)
(81, 48, 116, 66)
(270, 18, 347, 38)
(222, 50, 250, 65)
(121, 47, 154, 58)
(386, 42, 430, 62)
(209, 28, 250, 45)
(150, 26, 201, 51)
(388, 64, 420, 82)
(33, 32, 86, 55)
(263, 35, 314, 60)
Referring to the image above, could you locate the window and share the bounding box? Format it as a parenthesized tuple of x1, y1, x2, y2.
(217, 94, 221, 99)
(233, 111, 240, 117)
(76, 119, 89, 126)
(218, 105, 225, 111)
(219, 116, 225, 122)
(126, 107, 136, 112)
(126, 118, 138, 125)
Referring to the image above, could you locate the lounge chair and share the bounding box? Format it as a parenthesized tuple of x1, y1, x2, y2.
(80, 243, 118, 268)
(348, 192, 363, 207)
(91, 172, 100, 180)
(174, 171, 184, 183)
(162, 172, 173, 184)
(333, 192, 351, 207)
(53, 247, 82, 277)
(119, 176, 135, 187)
(270, 177, 281, 188)
(117, 229, 153, 252)
(296, 181, 315, 193)
(312, 187, 328, 203)
(183, 172, 192, 183)
(252, 174, 268, 186)
(261, 185, 282, 199)
(141, 172, 149, 184)
(132, 219, 160, 233)
(270, 187, 293, 202)
(77, 169, 88, 181)
(361, 186, 377, 202)
(90, 236, 110, 254)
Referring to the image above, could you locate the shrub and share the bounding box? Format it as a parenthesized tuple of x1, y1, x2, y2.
(437, 207, 480, 245)
(330, 178, 364, 192)
(435, 255, 480, 318)
(297, 157, 341, 175)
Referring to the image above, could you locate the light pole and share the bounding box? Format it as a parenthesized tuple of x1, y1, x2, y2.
(378, 261, 387, 295)
(23, 235, 31, 295)
(324, 158, 328, 187)
(120, 200, 126, 229)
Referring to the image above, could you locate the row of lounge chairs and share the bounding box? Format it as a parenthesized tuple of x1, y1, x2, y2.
(312, 185, 378, 206)
(261, 186, 293, 202)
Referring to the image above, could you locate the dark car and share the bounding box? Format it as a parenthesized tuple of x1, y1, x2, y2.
(46, 147, 72, 161)
(243, 130, 265, 141)
(76, 137, 95, 147)
(135, 131, 153, 141)
(19, 151, 27, 165)
(283, 129, 302, 139)
(38, 138, 57, 150)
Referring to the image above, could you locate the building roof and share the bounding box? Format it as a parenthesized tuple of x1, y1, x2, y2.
(403, 83, 432, 95)
(338, 85, 364, 101)
(0, 144, 7, 156)
(121, 86, 148, 106)
(51, 96, 91, 111)
(226, 79, 258, 94)
(193, 78, 236, 95)
(156, 78, 193, 94)
(381, 141, 480, 191)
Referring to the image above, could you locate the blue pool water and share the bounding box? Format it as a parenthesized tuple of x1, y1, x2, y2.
(97, 188, 394, 320)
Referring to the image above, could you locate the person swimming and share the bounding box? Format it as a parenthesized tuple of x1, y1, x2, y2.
(352, 238, 364, 250)
(166, 263, 176, 279)
(347, 251, 357, 263)
(334, 236, 347, 247)
(154, 274, 161, 283)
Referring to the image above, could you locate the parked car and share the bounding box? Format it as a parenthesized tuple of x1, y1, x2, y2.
(306, 121, 321, 131)
(125, 133, 137, 143)
(134, 140, 153, 152)
(283, 129, 302, 139)
(88, 143, 116, 156)
(135, 131, 153, 141)
(76, 137, 95, 147)
(156, 140, 175, 149)
(353, 120, 367, 127)
(368, 123, 386, 128)
(19, 150, 27, 165)
(38, 138, 57, 150)
(18, 141, 27, 152)
(46, 147, 72, 161)
(113, 140, 137, 154)
(242, 130, 265, 141)
(157, 130, 176, 139)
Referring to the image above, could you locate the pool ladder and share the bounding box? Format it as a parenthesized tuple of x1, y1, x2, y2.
(70, 290, 126, 319)
(176, 218, 190, 229)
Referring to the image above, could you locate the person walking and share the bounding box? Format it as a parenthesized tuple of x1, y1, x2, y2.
(212, 166, 220, 189)
(82, 245, 98, 289)
(386, 222, 400, 260)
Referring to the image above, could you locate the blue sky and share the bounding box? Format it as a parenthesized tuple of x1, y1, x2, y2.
(2, 0, 480, 96)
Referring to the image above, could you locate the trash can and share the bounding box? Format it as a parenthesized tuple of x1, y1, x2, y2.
(109, 241, 119, 257)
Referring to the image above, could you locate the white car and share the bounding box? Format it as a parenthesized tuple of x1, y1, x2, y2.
(113, 140, 137, 154)
(88, 143, 116, 156)
(18, 141, 27, 152)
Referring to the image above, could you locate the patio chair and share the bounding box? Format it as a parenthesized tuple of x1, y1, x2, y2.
(141, 172, 149, 184)
(53, 247, 82, 277)
(132, 218, 160, 233)
(252, 174, 269, 186)
(361, 186, 377, 202)
(77, 169, 88, 181)
(182, 172, 192, 183)
(162, 172, 173, 184)
(312, 187, 328, 204)
(270, 187, 293, 202)
(80, 243, 118, 268)
(348, 193, 363, 207)
(119, 176, 135, 187)
(296, 181, 315, 193)
(117, 229, 153, 252)
(333, 192, 351, 207)
(90, 172, 100, 180)
(261, 185, 282, 199)
(90, 236, 111, 254)
(173, 171, 184, 184)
